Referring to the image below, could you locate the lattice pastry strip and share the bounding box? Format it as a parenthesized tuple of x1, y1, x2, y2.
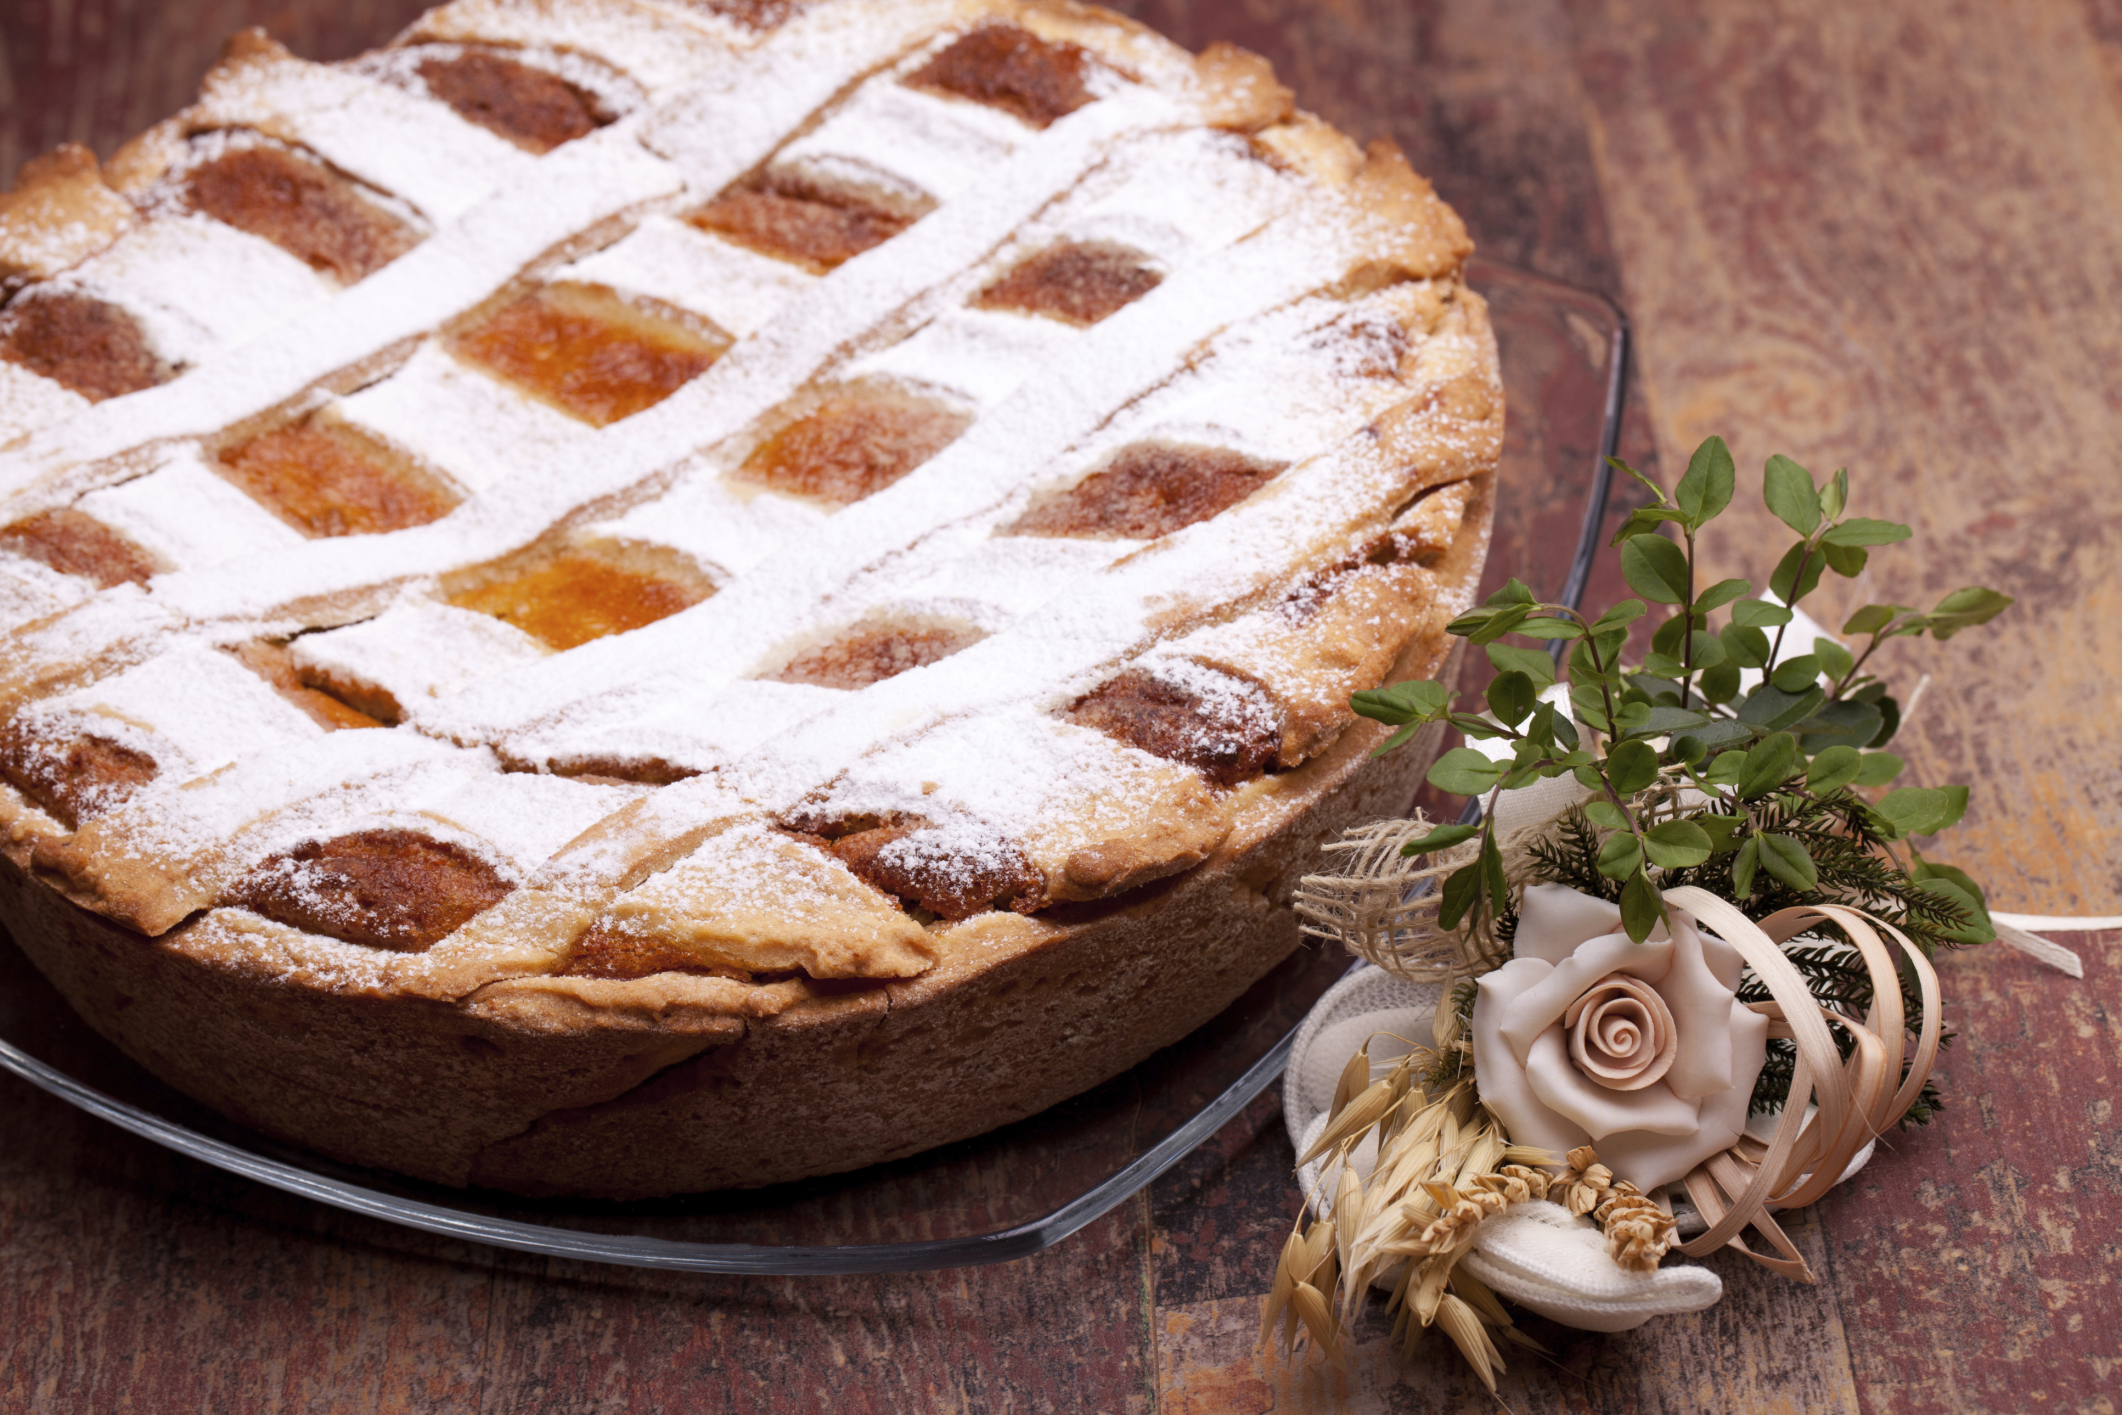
(0, 1, 1495, 1016)
(0, 0, 1230, 602)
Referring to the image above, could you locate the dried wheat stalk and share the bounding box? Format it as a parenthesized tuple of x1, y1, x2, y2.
(1263, 1045, 1679, 1391)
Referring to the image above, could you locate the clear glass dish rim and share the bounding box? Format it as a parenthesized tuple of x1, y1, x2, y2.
(0, 258, 1629, 1276)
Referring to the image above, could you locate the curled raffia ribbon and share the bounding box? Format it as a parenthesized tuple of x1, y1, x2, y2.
(1658, 888, 1938, 1280)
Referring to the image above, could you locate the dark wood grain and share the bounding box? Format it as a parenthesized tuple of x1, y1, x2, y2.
(6, 0, 2118, 1411)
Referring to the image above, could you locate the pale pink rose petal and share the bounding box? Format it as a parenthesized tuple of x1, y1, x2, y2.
(1524, 1027, 1701, 1138)
(1593, 1001, 1770, 1189)
(1657, 915, 1742, 1099)
(1566, 974, 1677, 1089)
(1472, 959, 1591, 1159)
(1499, 932, 1672, 1062)
(1515, 883, 1626, 965)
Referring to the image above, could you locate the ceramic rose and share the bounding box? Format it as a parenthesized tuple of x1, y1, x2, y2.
(1471, 883, 1770, 1191)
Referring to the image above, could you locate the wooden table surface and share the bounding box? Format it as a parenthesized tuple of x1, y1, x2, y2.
(4, 2, 2118, 1410)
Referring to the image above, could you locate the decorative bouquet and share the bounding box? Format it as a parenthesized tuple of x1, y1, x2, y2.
(1262, 440, 2021, 1385)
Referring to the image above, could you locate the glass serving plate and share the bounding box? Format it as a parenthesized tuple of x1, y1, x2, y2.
(0, 258, 1628, 1275)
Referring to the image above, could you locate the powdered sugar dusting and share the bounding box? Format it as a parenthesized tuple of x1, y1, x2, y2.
(0, 362, 88, 448)
(332, 339, 595, 495)
(291, 599, 549, 717)
(556, 216, 817, 339)
(16, 637, 322, 785)
(74, 448, 304, 571)
(0, 0, 1498, 986)
(52, 215, 334, 370)
(190, 40, 541, 223)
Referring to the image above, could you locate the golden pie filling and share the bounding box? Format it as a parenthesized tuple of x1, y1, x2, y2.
(0, 0, 1500, 1193)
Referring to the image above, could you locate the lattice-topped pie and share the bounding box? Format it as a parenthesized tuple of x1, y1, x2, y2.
(0, 0, 1498, 1196)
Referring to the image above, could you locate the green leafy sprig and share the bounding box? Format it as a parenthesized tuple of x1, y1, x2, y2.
(1351, 437, 2013, 945)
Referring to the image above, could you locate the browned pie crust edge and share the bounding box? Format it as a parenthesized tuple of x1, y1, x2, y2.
(0, 639, 1460, 1199)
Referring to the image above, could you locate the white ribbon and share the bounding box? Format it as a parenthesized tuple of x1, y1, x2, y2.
(1989, 913, 2119, 980)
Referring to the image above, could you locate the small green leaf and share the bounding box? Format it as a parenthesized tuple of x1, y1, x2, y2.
(1463, 604, 1534, 645)
(1770, 654, 1822, 692)
(1485, 643, 1557, 687)
(1607, 738, 1662, 793)
(1612, 701, 1654, 736)
(1671, 734, 1708, 766)
(1619, 870, 1666, 942)
(1737, 731, 1801, 799)
(1644, 819, 1714, 869)
(1351, 679, 1451, 725)
(1703, 750, 1748, 787)
(1611, 506, 1689, 545)
(1867, 693, 1901, 747)
(1685, 718, 1755, 751)
(1482, 834, 1509, 914)
(1795, 698, 1884, 752)
(1818, 467, 1849, 522)
(1521, 702, 1559, 751)
(1842, 604, 1904, 637)
(1925, 586, 2015, 640)
(1769, 541, 1826, 605)
(1731, 835, 1761, 897)
(1758, 833, 1819, 891)
(1698, 662, 1742, 704)
(1730, 598, 1794, 629)
(1913, 877, 1995, 944)
(1427, 747, 1508, 797)
(1910, 848, 1989, 908)
(1763, 454, 1822, 536)
(1449, 713, 1509, 739)
(1650, 613, 1688, 657)
(1737, 684, 1826, 731)
(1814, 638, 1856, 684)
(1399, 823, 1481, 855)
(1686, 630, 1728, 670)
(1606, 456, 1671, 507)
(1438, 863, 1483, 930)
(1822, 517, 1912, 547)
(1695, 577, 1751, 613)
(1874, 786, 1952, 836)
(1597, 832, 1644, 880)
(1807, 745, 1863, 793)
(1634, 705, 1712, 737)
(1369, 721, 1426, 757)
(1855, 751, 1904, 786)
(1674, 436, 1737, 526)
(1697, 813, 1744, 853)
(1584, 800, 1628, 830)
(1720, 623, 1771, 669)
(1569, 682, 1613, 732)
(1821, 541, 1869, 578)
(1486, 670, 1538, 727)
(1447, 608, 1499, 638)
(1591, 600, 1648, 632)
(1486, 578, 1538, 607)
(1620, 533, 1692, 604)
(1929, 783, 1970, 833)
(1516, 618, 1585, 640)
